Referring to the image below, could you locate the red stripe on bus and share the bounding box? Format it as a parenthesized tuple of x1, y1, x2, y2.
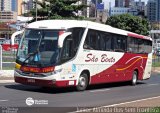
(128, 33, 144, 39)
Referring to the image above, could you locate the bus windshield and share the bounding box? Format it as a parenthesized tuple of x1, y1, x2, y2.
(17, 29, 60, 67)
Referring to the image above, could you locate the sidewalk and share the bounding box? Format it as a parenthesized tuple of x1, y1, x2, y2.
(152, 67, 160, 73)
(0, 70, 14, 83)
(0, 70, 14, 77)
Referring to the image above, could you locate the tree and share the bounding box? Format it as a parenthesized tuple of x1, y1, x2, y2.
(30, 0, 87, 21)
(106, 14, 149, 36)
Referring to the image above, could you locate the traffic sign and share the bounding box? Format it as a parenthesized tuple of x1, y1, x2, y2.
(97, 3, 104, 10)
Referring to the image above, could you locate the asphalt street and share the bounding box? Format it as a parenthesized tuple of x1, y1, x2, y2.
(0, 72, 160, 113)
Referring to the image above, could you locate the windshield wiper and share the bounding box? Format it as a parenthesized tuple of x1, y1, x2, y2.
(21, 50, 39, 66)
(21, 31, 43, 66)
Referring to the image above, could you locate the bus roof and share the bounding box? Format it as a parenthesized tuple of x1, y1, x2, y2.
(27, 20, 152, 41)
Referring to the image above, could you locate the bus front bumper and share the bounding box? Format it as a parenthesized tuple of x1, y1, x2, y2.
(14, 76, 76, 88)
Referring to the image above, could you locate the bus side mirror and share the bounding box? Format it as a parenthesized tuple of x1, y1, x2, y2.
(11, 30, 24, 45)
(58, 32, 72, 48)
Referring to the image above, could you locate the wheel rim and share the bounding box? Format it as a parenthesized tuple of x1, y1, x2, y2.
(79, 76, 86, 88)
(133, 72, 137, 84)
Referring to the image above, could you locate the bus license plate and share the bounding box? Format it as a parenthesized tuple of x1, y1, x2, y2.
(27, 78, 35, 83)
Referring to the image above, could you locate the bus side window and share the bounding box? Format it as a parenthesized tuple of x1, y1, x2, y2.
(70, 28, 85, 55)
(98, 33, 105, 51)
(114, 35, 127, 52)
(134, 38, 139, 53)
(138, 39, 145, 53)
(84, 29, 112, 51)
(105, 34, 112, 51)
(83, 29, 96, 50)
(143, 40, 152, 54)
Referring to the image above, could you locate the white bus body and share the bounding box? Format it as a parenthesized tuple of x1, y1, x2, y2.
(14, 20, 152, 91)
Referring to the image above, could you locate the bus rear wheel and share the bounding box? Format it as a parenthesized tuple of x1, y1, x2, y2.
(76, 73, 88, 91)
(131, 71, 138, 86)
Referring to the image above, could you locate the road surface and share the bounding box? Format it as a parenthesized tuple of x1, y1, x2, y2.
(0, 72, 160, 113)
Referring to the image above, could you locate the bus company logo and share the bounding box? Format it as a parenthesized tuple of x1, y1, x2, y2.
(26, 97, 34, 106)
(85, 53, 115, 63)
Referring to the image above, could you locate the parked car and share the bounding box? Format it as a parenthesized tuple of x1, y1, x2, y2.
(157, 48, 160, 56)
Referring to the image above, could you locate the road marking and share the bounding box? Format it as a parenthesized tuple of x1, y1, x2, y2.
(0, 100, 8, 102)
(147, 83, 159, 86)
(0, 80, 14, 83)
(68, 96, 160, 113)
(89, 89, 110, 93)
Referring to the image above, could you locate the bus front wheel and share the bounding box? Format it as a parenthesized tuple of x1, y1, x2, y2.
(76, 73, 88, 91)
(131, 71, 138, 86)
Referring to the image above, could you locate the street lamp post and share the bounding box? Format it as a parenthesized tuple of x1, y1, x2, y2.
(7, 23, 9, 39)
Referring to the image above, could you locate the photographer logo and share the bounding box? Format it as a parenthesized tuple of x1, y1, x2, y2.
(26, 97, 34, 106)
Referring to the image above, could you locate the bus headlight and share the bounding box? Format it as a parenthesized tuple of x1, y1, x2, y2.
(43, 69, 62, 76)
(53, 69, 62, 74)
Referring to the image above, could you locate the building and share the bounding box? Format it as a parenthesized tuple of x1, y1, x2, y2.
(118, 0, 135, 8)
(115, 0, 124, 7)
(147, 0, 157, 22)
(73, 0, 90, 18)
(22, 0, 34, 14)
(0, 0, 22, 14)
(91, 0, 102, 4)
(125, 0, 130, 7)
(0, 0, 12, 11)
(110, 7, 130, 16)
(133, 0, 145, 11)
(11, 0, 17, 12)
(128, 0, 135, 8)
(22, 0, 46, 14)
(0, 11, 17, 22)
(81, 0, 90, 18)
(17, 0, 22, 15)
(156, 0, 160, 22)
(27, 0, 34, 10)
(0, 0, 4, 11)
(110, 7, 138, 16)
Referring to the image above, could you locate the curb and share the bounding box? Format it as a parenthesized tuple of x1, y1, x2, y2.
(0, 80, 14, 83)
(152, 70, 160, 73)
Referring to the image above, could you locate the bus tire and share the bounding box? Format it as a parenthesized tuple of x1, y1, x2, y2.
(131, 71, 138, 86)
(76, 73, 88, 91)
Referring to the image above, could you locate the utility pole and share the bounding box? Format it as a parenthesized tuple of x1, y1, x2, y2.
(35, 0, 37, 21)
(95, 0, 97, 18)
(0, 45, 2, 70)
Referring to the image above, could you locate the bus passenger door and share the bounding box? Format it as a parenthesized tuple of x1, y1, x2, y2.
(59, 34, 76, 82)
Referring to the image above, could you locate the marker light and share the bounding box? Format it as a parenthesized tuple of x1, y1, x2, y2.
(15, 63, 21, 69)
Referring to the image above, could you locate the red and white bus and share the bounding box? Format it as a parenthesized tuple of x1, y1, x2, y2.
(14, 20, 152, 91)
